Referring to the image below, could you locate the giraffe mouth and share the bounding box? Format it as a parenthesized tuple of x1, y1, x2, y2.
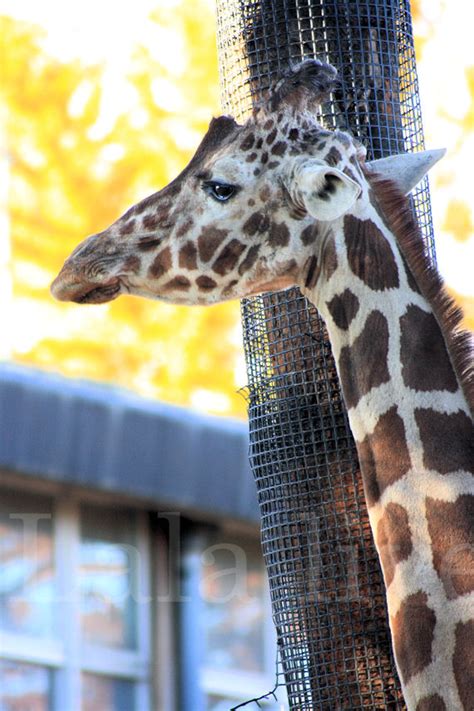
(72, 280, 122, 304)
(51, 272, 122, 304)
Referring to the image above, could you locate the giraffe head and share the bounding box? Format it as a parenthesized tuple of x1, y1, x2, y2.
(51, 60, 442, 307)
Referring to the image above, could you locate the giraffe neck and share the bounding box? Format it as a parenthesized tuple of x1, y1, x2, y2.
(303, 194, 474, 711)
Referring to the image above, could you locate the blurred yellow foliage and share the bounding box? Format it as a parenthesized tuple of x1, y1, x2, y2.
(443, 200, 473, 243)
(449, 291, 474, 334)
(1, 9, 247, 417)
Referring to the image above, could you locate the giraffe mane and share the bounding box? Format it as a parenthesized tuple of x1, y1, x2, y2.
(365, 169, 474, 415)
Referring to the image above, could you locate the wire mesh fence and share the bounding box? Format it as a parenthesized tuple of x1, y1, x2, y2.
(215, 1, 435, 708)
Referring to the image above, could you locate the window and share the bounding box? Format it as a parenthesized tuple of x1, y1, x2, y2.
(0, 489, 151, 711)
(0, 491, 55, 638)
(201, 545, 267, 674)
(199, 538, 286, 710)
(0, 659, 53, 711)
(80, 506, 138, 649)
(1, 484, 287, 710)
(81, 673, 136, 711)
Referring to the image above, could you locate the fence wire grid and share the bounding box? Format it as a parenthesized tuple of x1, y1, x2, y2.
(215, 1, 435, 709)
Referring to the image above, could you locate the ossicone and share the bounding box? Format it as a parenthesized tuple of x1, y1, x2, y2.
(268, 59, 338, 112)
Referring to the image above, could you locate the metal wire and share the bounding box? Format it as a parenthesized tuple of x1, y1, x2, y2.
(216, 1, 434, 708)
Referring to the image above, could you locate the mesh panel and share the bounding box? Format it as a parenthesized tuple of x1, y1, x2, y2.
(216, 1, 434, 708)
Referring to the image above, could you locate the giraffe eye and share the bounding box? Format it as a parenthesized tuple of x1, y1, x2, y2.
(202, 180, 237, 202)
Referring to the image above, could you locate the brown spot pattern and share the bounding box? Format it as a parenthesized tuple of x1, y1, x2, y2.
(453, 620, 474, 710)
(246, 152, 257, 163)
(122, 255, 141, 274)
(338, 310, 390, 410)
(271, 141, 286, 156)
(164, 276, 191, 291)
(130, 195, 157, 215)
(322, 235, 338, 278)
(212, 239, 246, 276)
(425, 495, 474, 599)
(326, 289, 360, 330)
(300, 224, 318, 245)
(358, 406, 412, 506)
(243, 212, 270, 236)
(156, 205, 172, 221)
(288, 128, 299, 141)
(268, 222, 290, 247)
(266, 127, 277, 144)
(259, 186, 270, 202)
(179, 242, 198, 270)
(416, 695, 446, 711)
(197, 227, 228, 262)
(240, 133, 255, 151)
(148, 247, 172, 279)
(400, 305, 459, 393)
(196, 275, 217, 291)
(142, 213, 161, 231)
(238, 245, 260, 276)
(119, 219, 136, 235)
(176, 217, 194, 239)
(343, 166, 359, 183)
(325, 146, 342, 167)
(376, 503, 413, 587)
(391, 591, 436, 685)
(415, 409, 474, 475)
(344, 214, 399, 290)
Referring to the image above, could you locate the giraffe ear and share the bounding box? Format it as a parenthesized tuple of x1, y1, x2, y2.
(366, 149, 446, 194)
(292, 162, 361, 221)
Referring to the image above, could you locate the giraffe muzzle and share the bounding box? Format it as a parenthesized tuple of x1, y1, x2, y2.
(50, 269, 122, 305)
(72, 280, 121, 304)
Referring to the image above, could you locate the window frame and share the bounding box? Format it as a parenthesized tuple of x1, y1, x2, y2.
(0, 483, 153, 711)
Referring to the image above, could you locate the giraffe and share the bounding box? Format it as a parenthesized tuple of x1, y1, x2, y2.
(51, 60, 474, 710)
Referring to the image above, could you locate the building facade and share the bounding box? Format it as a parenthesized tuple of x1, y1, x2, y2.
(0, 364, 285, 710)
